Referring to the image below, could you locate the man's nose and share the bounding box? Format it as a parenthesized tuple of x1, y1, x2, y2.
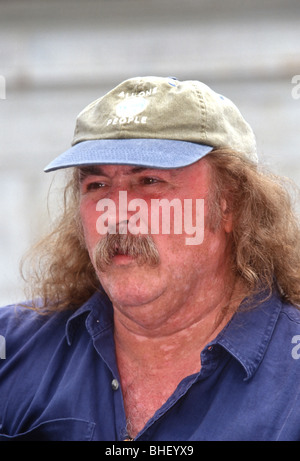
(109, 189, 131, 224)
(96, 187, 142, 232)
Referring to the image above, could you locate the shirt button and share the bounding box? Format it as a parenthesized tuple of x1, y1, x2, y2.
(111, 378, 119, 391)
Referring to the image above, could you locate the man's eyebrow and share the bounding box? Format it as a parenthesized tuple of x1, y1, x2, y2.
(78, 165, 156, 181)
(129, 167, 150, 174)
(78, 166, 107, 181)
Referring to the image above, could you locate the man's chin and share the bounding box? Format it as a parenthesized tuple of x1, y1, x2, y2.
(97, 266, 163, 308)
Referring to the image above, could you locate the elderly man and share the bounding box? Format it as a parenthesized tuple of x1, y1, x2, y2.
(0, 77, 299, 441)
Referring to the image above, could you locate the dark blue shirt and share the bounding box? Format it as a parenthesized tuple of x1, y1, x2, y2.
(0, 290, 299, 441)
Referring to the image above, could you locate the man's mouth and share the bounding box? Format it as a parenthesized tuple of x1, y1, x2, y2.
(93, 232, 160, 272)
(112, 244, 137, 265)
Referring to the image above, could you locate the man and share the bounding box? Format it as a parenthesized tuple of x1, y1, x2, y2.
(0, 76, 299, 441)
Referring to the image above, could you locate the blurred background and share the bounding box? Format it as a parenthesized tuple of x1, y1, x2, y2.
(0, 0, 300, 306)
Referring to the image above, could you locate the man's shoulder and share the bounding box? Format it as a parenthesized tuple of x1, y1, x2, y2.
(0, 301, 66, 326)
(0, 302, 42, 332)
(0, 302, 72, 352)
(0, 292, 110, 348)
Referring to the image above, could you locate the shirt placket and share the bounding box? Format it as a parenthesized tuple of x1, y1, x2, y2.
(90, 322, 128, 440)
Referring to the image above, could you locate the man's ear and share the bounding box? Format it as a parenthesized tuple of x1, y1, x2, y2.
(221, 199, 233, 233)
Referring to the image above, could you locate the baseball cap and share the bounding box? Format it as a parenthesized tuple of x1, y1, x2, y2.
(44, 76, 257, 172)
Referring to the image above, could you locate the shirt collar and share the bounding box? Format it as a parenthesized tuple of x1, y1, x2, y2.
(65, 290, 113, 345)
(212, 290, 282, 380)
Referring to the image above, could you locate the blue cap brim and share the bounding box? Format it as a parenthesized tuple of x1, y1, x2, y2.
(44, 139, 213, 172)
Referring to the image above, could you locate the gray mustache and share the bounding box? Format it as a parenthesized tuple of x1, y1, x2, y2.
(93, 232, 160, 272)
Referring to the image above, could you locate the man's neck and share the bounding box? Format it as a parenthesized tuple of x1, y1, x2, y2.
(112, 277, 245, 439)
(113, 276, 244, 371)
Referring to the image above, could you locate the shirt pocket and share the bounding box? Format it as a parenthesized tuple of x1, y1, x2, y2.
(0, 418, 96, 441)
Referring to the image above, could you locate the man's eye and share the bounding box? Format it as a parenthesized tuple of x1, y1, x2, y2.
(86, 182, 106, 191)
(141, 177, 160, 185)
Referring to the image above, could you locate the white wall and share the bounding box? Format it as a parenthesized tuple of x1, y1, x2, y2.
(1, 0, 300, 305)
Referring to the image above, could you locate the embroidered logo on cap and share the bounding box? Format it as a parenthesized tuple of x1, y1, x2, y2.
(106, 87, 158, 127)
(116, 97, 148, 118)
